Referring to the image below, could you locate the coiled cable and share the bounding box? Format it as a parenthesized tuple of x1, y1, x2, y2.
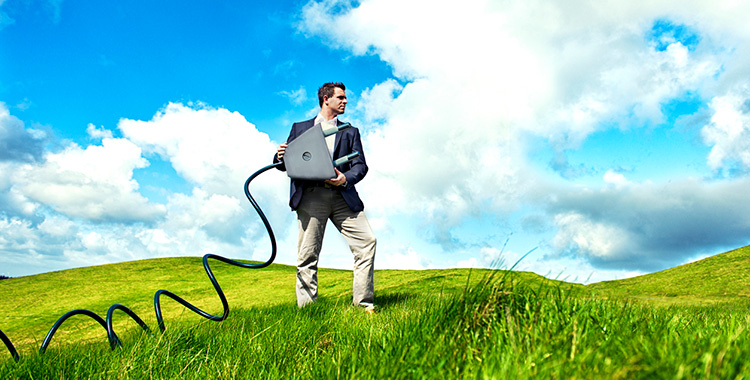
(1, 162, 282, 362)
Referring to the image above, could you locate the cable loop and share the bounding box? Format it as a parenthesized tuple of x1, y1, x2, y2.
(1, 162, 281, 362)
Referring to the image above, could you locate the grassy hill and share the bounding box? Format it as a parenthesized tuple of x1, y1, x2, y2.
(4, 244, 750, 353)
(587, 245, 750, 306)
(0, 256, 565, 356)
(3, 247, 750, 378)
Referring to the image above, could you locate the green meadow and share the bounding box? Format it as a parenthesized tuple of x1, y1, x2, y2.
(2, 245, 750, 379)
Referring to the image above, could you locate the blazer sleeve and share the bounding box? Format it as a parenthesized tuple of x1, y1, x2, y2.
(272, 122, 301, 172)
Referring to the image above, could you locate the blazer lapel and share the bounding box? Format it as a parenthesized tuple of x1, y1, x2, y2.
(301, 118, 316, 133)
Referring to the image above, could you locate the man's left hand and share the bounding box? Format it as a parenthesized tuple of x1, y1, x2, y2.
(325, 169, 347, 187)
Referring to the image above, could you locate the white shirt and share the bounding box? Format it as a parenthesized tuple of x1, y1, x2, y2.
(314, 113, 337, 157)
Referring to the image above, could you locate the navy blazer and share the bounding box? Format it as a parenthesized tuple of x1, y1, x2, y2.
(274, 117, 368, 212)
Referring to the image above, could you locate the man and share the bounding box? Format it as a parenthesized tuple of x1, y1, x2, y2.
(274, 82, 377, 312)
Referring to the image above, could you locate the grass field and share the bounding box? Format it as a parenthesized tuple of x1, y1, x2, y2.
(2, 246, 750, 378)
(587, 245, 750, 306)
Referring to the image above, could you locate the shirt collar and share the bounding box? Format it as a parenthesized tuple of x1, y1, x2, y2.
(314, 113, 337, 126)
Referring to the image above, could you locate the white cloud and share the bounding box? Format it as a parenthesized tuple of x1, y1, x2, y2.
(298, 0, 750, 274)
(702, 88, 750, 172)
(86, 123, 113, 140)
(14, 137, 165, 222)
(542, 40, 719, 151)
(0, 215, 73, 275)
(553, 212, 634, 261)
(118, 102, 284, 197)
(162, 189, 246, 246)
(355, 79, 402, 123)
(38, 215, 77, 237)
(118, 102, 293, 245)
(547, 177, 750, 270)
(456, 246, 509, 269)
(115, 103, 296, 260)
(277, 86, 309, 106)
(2, 106, 157, 223)
(378, 246, 433, 270)
(456, 257, 478, 269)
(0, 163, 37, 218)
(0, 102, 46, 162)
(300, 0, 726, 227)
(603, 170, 630, 188)
(1, 103, 299, 276)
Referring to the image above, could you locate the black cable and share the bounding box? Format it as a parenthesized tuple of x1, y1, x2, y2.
(1, 162, 282, 362)
(0, 329, 18, 362)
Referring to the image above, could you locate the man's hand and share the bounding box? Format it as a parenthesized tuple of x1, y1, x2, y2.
(325, 168, 347, 187)
(276, 143, 288, 161)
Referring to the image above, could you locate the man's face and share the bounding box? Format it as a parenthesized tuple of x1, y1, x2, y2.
(324, 87, 347, 115)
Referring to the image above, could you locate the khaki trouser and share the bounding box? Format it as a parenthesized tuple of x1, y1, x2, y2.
(296, 186, 376, 308)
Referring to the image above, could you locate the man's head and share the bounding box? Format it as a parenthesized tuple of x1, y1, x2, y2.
(318, 82, 347, 116)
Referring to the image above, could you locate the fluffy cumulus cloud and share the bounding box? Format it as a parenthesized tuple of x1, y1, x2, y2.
(702, 87, 750, 173)
(0, 102, 46, 162)
(550, 175, 750, 269)
(303, 0, 533, 231)
(2, 102, 164, 223)
(119, 103, 296, 263)
(14, 136, 164, 222)
(296, 0, 750, 274)
(378, 246, 434, 270)
(0, 103, 295, 277)
(119, 102, 276, 195)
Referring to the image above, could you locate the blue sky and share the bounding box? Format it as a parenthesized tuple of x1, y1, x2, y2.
(2, 0, 750, 283)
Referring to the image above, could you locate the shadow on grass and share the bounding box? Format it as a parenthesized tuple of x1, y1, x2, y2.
(375, 292, 422, 308)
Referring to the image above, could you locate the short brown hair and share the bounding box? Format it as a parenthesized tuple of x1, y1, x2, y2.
(318, 82, 346, 107)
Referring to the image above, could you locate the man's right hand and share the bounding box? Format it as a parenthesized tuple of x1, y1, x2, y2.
(276, 143, 288, 161)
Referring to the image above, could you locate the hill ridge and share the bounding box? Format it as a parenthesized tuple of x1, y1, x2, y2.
(587, 245, 750, 304)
